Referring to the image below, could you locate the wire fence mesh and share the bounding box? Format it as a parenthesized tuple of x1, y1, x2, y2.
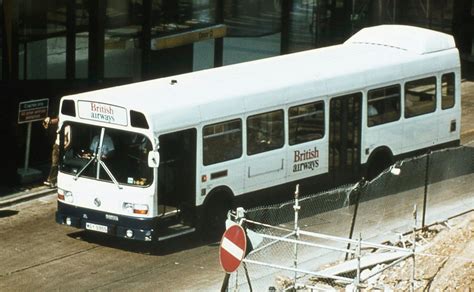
(225, 144, 474, 291)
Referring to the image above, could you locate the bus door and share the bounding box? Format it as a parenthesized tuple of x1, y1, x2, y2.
(329, 92, 362, 185)
(157, 129, 197, 225)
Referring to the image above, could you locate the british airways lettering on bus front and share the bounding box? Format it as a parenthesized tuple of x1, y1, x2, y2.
(78, 100, 128, 126)
(292, 147, 320, 173)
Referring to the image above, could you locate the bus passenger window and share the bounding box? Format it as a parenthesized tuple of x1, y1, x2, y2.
(289, 101, 325, 145)
(203, 119, 242, 165)
(247, 110, 284, 155)
(441, 73, 455, 110)
(367, 85, 401, 127)
(405, 77, 436, 118)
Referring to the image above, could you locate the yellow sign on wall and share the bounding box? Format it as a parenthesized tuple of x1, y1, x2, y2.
(152, 24, 227, 50)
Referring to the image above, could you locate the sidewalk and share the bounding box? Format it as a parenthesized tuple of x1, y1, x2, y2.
(0, 184, 56, 209)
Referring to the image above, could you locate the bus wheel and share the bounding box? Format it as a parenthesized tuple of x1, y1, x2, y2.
(202, 195, 232, 241)
(367, 152, 392, 181)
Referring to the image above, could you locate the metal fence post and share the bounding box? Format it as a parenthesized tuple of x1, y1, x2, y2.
(346, 178, 366, 261)
(411, 204, 417, 292)
(293, 184, 300, 288)
(422, 151, 431, 228)
(355, 233, 362, 291)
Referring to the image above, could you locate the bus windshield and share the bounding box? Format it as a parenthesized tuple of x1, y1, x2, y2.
(59, 122, 153, 187)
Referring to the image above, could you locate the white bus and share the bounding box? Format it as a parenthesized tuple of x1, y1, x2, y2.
(55, 25, 461, 241)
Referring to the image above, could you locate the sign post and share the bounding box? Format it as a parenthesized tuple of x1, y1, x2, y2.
(219, 224, 247, 291)
(17, 98, 49, 183)
(219, 224, 247, 273)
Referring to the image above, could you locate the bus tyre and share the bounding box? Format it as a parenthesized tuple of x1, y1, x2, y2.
(202, 196, 232, 241)
(367, 152, 392, 181)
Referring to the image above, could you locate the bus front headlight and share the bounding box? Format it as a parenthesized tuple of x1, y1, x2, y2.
(64, 191, 74, 203)
(122, 202, 134, 214)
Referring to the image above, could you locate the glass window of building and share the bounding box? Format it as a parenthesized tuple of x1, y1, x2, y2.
(223, 0, 280, 65)
(104, 0, 143, 78)
(18, 0, 67, 79)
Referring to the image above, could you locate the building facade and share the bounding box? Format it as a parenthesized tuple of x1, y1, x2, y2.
(0, 0, 473, 187)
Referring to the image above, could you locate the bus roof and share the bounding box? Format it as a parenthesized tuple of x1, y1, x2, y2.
(62, 25, 459, 133)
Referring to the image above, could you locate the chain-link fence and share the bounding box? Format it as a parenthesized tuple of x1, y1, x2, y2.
(224, 143, 474, 291)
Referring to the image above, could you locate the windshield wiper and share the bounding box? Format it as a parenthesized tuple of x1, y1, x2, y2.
(73, 154, 122, 190)
(73, 156, 95, 181)
(97, 157, 123, 190)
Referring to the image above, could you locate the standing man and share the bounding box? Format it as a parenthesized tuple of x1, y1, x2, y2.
(43, 116, 70, 188)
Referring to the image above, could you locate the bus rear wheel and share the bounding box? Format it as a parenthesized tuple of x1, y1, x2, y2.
(367, 152, 392, 181)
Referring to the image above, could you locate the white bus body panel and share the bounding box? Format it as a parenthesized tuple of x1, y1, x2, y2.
(58, 25, 461, 210)
(58, 173, 155, 218)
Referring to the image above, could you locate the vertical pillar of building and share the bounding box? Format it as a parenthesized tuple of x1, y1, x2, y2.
(66, 0, 76, 80)
(88, 0, 105, 84)
(2, 0, 19, 80)
(280, 0, 292, 55)
(1, 0, 19, 185)
(452, 0, 473, 57)
(214, 0, 224, 67)
(141, 0, 152, 80)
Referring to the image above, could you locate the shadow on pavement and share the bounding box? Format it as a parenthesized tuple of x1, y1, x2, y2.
(0, 210, 19, 218)
(66, 230, 221, 256)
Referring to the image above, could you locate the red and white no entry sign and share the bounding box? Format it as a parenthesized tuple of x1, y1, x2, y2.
(219, 224, 247, 273)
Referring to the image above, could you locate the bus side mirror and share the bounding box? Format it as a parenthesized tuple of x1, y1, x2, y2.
(148, 151, 160, 168)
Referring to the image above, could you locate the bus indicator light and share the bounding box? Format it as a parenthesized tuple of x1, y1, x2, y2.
(133, 205, 148, 215)
(123, 202, 148, 215)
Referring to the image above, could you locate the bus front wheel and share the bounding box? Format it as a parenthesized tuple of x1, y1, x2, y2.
(201, 194, 232, 241)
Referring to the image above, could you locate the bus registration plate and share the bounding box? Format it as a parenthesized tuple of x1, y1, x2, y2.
(85, 222, 108, 233)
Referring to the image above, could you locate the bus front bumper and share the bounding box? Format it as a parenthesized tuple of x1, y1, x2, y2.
(55, 201, 156, 242)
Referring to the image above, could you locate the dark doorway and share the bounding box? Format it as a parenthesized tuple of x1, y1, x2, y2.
(329, 92, 362, 185)
(157, 128, 196, 221)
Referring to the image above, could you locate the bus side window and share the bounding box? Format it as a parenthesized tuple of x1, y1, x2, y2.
(203, 119, 242, 165)
(247, 110, 284, 155)
(367, 85, 401, 127)
(405, 77, 437, 118)
(441, 73, 455, 110)
(289, 101, 325, 144)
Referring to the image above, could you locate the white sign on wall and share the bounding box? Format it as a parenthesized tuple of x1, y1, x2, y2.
(78, 100, 128, 126)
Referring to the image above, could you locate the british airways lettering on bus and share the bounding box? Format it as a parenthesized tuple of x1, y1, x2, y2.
(78, 100, 128, 126)
(293, 147, 320, 172)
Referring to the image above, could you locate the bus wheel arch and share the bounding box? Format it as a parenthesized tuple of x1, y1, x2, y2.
(366, 147, 393, 181)
(200, 186, 234, 240)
